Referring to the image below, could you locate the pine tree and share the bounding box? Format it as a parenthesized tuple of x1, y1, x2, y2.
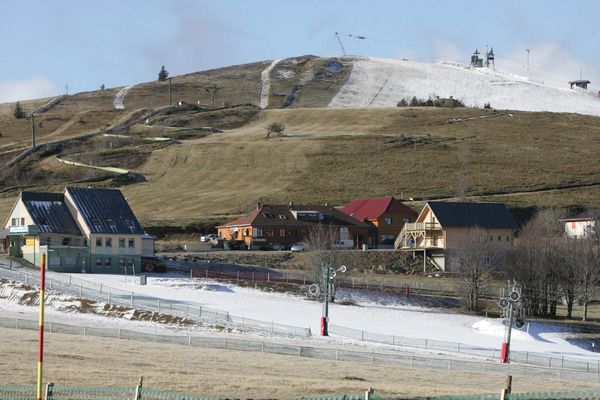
(158, 65, 169, 81)
(13, 102, 25, 119)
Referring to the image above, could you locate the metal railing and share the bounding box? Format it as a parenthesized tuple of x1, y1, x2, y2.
(0, 263, 310, 338)
(329, 324, 600, 374)
(1, 316, 600, 384)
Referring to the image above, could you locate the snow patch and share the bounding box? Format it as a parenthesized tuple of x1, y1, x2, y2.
(329, 57, 600, 116)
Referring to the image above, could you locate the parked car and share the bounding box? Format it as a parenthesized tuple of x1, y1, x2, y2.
(200, 234, 218, 242)
(290, 242, 310, 252)
(333, 239, 354, 249)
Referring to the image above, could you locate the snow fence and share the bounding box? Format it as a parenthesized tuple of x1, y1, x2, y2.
(0, 263, 311, 338)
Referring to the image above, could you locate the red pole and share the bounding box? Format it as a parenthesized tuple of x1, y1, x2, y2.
(37, 254, 46, 400)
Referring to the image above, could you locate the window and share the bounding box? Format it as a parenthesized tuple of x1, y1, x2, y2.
(104, 258, 111, 267)
(105, 238, 112, 247)
(279, 229, 285, 237)
(253, 228, 263, 237)
(62, 237, 71, 246)
(49, 256, 61, 266)
(11, 218, 17, 226)
(506, 236, 510, 242)
(96, 258, 103, 267)
(266, 229, 273, 237)
(384, 217, 392, 225)
(20, 218, 25, 226)
(128, 239, 135, 248)
(119, 238, 125, 248)
(432, 236, 438, 246)
(126, 259, 134, 268)
(119, 258, 126, 268)
(96, 238, 103, 247)
(83, 238, 88, 246)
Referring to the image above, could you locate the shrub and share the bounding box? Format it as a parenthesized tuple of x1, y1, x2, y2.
(265, 122, 285, 138)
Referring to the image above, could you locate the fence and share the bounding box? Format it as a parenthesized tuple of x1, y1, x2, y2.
(0, 263, 310, 338)
(0, 385, 219, 400)
(329, 324, 600, 374)
(427, 391, 600, 400)
(1, 316, 600, 384)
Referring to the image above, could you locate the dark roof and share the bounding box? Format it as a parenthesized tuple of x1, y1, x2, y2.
(569, 80, 591, 84)
(341, 196, 416, 221)
(218, 204, 369, 229)
(561, 210, 600, 222)
(21, 192, 82, 235)
(66, 187, 144, 234)
(427, 201, 517, 229)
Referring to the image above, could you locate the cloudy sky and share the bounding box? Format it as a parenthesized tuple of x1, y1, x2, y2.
(1, 0, 599, 102)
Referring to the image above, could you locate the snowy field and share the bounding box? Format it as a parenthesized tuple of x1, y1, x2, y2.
(1, 270, 595, 362)
(329, 57, 600, 116)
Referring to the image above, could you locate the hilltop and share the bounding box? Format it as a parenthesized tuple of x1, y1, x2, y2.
(1, 55, 600, 227)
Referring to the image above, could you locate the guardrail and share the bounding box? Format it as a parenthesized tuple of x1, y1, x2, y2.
(329, 324, 600, 374)
(0, 263, 310, 338)
(1, 316, 599, 384)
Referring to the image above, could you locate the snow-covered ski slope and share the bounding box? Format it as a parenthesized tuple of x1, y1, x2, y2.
(329, 57, 600, 116)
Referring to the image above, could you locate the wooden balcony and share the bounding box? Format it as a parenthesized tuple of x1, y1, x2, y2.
(403, 222, 443, 232)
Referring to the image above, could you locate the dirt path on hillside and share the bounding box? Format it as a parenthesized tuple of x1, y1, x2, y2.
(1, 327, 597, 399)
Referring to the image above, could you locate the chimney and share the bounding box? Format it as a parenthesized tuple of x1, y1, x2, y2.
(325, 202, 329, 207)
(256, 202, 261, 210)
(289, 201, 294, 208)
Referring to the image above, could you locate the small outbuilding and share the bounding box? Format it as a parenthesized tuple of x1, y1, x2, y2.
(569, 80, 590, 90)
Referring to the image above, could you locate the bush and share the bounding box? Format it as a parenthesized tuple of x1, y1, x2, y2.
(397, 96, 465, 108)
(265, 122, 285, 138)
(484, 102, 492, 109)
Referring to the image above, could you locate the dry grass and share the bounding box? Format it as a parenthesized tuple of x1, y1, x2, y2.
(2, 70, 600, 226)
(1, 327, 598, 399)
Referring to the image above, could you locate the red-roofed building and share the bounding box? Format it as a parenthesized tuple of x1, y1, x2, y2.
(341, 196, 417, 248)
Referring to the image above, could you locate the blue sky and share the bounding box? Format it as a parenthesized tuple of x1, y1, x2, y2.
(1, 0, 599, 102)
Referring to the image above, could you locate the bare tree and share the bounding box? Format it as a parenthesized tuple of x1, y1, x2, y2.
(508, 208, 565, 317)
(456, 133, 470, 201)
(456, 227, 494, 311)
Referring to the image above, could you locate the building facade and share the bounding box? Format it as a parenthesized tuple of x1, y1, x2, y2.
(341, 196, 417, 248)
(395, 201, 517, 272)
(4, 188, 145, 274)
(217, 203, 370, 249)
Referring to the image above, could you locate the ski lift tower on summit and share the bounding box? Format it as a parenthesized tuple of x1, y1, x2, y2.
(470, 49, 483, 67)
(485, 47, 495, 70)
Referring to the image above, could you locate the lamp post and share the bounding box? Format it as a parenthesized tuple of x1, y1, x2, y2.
(320, 264, 346, 336)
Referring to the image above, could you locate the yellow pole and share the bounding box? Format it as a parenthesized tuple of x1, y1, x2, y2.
(36, 254, 46, 400)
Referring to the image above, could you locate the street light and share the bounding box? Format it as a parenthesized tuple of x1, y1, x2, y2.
(310, 264, 346, 336)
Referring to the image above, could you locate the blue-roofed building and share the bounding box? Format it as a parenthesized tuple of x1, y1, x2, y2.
(4, 187, 146, 273)
(395, 201, 517, 271)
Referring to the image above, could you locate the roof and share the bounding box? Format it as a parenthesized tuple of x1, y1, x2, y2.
(570, 80, 591, 84)
(426, 201, 517, 229)
(218, 204, 369, 229)
(560, 210, 600, 222)
(21, 192, 82, 235)
(341, 196, 416, 221)
(66, 187, 144, 234)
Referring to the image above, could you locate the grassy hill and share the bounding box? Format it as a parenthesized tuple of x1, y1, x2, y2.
(1, 56, 600, 227)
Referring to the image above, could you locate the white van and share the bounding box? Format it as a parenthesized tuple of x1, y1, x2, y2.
(333, 239, 354, 249)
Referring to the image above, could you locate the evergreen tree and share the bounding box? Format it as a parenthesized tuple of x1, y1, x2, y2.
(158, 65, 169, 81)
(13, 102, 25, 119)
